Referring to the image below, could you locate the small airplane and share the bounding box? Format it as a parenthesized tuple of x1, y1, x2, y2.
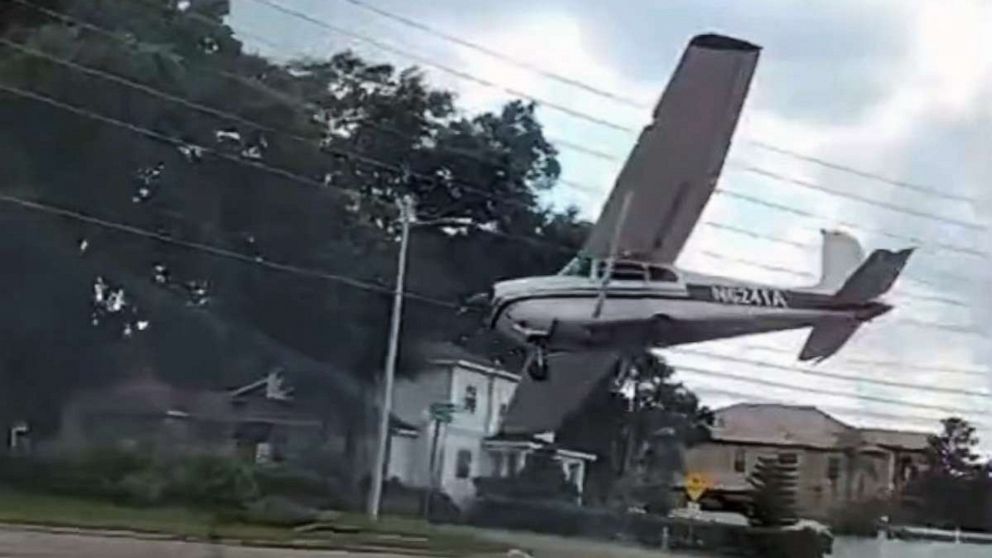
(486, 33, 913, 382)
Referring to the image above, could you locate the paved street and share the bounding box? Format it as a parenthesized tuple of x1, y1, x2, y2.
(0, 527, 414, 558)
(0, 525, 694, 558)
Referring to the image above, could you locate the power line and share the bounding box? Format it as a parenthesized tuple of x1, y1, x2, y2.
(327, 0, 977, 207)
(728, 163, 985, 231)
(43, 0, 985, 266)
(715, 189, 988, 259)
(3, 17, 980, 335)
(1, 171, 983, 423)
(339, 0, 650, 111)
(244, 0, 634, 134)
(742, 344, 991, 379)
(673, 363, 985, 416)
(690, 386, 983, 429)
(673, 347, 992, 399)
(0, 80, 356, 200)
(5, 16, 987, 420)
(0, 191, 454, 310)
(748, 140, 975, 205)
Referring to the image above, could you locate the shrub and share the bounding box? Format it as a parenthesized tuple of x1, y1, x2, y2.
(117, 468, 168, 506)
(830, 498, 885, 537)
(165, 454, 259, 508)
(253, 464, 349, 510)
(466, 497, 624, 539)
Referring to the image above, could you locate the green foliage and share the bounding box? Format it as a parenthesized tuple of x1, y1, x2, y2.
(166, 454, 259, 508)
(748, 455, 799, 528)
(829, 498, 886, 536)
(901, 417, 992, 531)
(0, 0, 582, 443)
(557, 353, 711, 508)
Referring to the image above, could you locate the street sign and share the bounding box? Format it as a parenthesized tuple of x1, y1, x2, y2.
(685, 472, 711, 502)
(429, 402, 456, 423)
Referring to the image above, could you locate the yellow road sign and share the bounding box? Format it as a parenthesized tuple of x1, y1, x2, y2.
(685, 472, 711, 502)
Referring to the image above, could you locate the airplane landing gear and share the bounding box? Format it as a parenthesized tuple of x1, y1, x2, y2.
(523, 347, 549, 382)
(512, 320, 556, 382)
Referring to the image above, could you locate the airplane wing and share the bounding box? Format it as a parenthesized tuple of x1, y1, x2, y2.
(582, 34, 761, 264)
(500, 352, 619, 434)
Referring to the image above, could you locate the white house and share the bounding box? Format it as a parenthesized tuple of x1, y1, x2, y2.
(387, 343, 596, 508)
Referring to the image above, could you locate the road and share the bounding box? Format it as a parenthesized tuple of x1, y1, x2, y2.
(0, 526, 415, 558)
(0, 524, 695, 558)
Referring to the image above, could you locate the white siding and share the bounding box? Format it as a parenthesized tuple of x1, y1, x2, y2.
(387, 434, 417, 484)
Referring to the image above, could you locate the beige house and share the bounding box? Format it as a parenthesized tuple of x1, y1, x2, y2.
(680, 404, 929, 520)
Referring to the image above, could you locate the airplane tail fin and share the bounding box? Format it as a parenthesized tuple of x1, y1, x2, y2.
(832, 247, 915, 303)
(815, 230, 865, 292)
(800, 245, 914, 362)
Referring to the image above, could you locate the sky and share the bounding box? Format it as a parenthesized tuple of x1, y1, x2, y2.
(228, 0, 992, 439)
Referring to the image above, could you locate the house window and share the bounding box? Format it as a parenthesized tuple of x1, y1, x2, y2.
(463, 386, 478, 414)
(507, 452, 519, 476)
(567, 462, 581, 485)
(455, 449, 473, 479)
(827, 457, 840, 481)
(779, 452, 798, 466)
(492, 452, 505, 477)
(733, 448, 746, 473)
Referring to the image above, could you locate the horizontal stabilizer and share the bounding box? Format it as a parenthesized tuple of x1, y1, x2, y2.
(799, 320, 861, 363)
(834, 248, 914, 303)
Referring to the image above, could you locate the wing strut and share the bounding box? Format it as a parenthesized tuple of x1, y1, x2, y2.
(592, 191, 634, 318)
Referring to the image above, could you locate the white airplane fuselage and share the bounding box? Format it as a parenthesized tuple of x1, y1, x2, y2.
(490, 267, 890, 354)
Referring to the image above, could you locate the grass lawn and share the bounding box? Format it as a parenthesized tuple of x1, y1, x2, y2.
(0, 488, 507, 556)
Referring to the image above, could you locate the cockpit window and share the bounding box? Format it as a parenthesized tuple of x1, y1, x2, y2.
(603, 261, 648, 281)
(558, 256, 593, 277)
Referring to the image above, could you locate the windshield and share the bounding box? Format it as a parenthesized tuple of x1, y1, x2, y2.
(558, 255, 594, 277)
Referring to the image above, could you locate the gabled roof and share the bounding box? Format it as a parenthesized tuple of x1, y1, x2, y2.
(711, 403, 857, 449)
(859, 428, 930, 451)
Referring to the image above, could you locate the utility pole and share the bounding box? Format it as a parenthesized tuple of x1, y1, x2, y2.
(367, 195, 414, 520)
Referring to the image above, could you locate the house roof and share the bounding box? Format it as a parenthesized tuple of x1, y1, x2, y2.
(484, 433, 597, 462)
(709, 404, 933, 452)
(419, 341, 496, 368)
(859, 428, 930, 451)
(710, 403, 857, 449)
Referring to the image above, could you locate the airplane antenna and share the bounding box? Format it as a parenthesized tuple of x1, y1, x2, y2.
(592, 191, 634, 318)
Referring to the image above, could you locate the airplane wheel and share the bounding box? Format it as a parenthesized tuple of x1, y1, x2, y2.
(527, 350, 549, 382)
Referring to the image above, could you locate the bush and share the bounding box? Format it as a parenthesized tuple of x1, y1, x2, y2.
(117, 469, 168, 506)
(254, 464, 350, 510)
(830, 498, 885, 537)
(466, 497, 625, 539)
(379, 479, 460, 522)
(234, 495, 320, 526)
(166, 455, 259, 508)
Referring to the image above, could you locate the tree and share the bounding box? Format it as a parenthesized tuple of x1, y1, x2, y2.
(0, 0, 582, 457)
(927, 417, 981, 477)
(557, 352, 712, 510)
(902, 417, 992, 531)
(748, 455, 799, 527)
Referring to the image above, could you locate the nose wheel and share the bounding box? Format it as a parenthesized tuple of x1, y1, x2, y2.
(523, 347, 549, 382)
(512, 320, 556, 382)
